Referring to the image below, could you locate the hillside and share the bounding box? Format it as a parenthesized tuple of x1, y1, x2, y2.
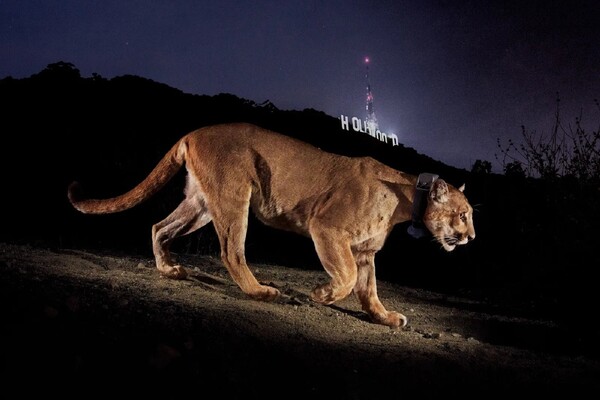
(2, 242, 598, 397)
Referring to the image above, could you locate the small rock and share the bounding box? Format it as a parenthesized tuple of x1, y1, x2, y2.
(451, 332, 462, 338)
(467, 336, 479, 343)
(136, 262, 146, 269)
(440, 342, 452, 351)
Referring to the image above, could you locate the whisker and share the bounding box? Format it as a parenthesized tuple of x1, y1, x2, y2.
(443, 235, 458, 245)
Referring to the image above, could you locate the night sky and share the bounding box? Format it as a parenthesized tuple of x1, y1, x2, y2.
(2, 0, 599, 171)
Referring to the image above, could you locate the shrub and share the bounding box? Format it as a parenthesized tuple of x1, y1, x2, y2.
(496, 95, 600, 185)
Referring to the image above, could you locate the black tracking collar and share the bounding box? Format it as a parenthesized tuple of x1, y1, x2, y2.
(407, 173, 438, 239)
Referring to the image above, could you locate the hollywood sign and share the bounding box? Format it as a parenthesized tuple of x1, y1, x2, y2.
(339, 115, 398, 146)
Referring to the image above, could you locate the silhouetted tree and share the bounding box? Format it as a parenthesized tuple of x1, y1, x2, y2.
(91, 72, 106, 82)
(35, 61, 81, 80)
(471, 159, 492, 175)
(503, 160, 526, 179)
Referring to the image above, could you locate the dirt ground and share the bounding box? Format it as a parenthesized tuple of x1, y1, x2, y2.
(1, 242, 598, 398)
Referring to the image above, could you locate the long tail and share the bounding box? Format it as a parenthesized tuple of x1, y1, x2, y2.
(68, 138, 188, 214)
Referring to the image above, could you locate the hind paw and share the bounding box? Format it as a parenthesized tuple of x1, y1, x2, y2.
(309, 283, 336, 305)
(160, 265, 188, 280)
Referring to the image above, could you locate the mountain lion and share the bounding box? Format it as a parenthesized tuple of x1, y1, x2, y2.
(68, 123, 475, 327)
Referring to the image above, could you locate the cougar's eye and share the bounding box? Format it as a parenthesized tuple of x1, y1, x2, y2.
(459, 212, 467, 222)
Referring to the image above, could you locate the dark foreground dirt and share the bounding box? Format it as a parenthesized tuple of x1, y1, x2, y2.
(1, 242, 598, 398)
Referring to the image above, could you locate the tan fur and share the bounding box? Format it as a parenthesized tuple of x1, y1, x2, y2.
(68, 123, 475, 327)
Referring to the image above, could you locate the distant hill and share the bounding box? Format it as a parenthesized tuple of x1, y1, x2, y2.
(0, 61, 468, 175)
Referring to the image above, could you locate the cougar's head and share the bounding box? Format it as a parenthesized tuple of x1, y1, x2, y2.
(423, 179, 475, 252)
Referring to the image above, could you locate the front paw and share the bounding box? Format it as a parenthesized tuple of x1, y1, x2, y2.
(373, 311, 407, 328)
(248, 285, 281, 301)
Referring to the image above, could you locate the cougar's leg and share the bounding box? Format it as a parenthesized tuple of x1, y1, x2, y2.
(210, 186, 280, 301)
(152, 193, 212, 280)
(353, 251, 407, 328)
(309, 225, 357, 305)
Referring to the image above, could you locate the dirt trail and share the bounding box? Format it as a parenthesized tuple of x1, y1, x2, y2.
(1, 242, 598, 397)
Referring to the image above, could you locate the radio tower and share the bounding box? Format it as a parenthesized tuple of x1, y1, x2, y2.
(364, 57, 379, 135)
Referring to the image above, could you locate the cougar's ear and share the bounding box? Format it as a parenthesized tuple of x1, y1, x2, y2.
(430, 179, 449, 203)
(458, 183, 465, 192)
